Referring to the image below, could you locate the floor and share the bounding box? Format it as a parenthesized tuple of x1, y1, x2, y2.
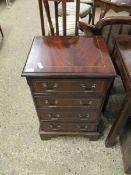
(0, 0, 128, 174)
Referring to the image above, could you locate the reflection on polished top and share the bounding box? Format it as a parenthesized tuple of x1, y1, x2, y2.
(116, 35, 131, 81)
(101, 0, 131, 6)
(22, 36, 116, 77)
(111, 0, 131, 5)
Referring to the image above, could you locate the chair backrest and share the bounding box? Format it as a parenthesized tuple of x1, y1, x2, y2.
(79, 16, 131, 55)
(38, 0, 80, 36)
(97, 16, 131, 54)
(92, 0, 131, 24)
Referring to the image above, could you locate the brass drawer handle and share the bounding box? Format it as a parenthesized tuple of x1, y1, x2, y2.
(80, 100, 93, 106)
(81, 83, 96, 92)
(79, 125, 88, 131)
(48, 114, 60, 120)
(42, 83, 58, 92)
(45, 100, 58, 107)
(92, 84, 96, 88)
(49, 124, 61, 130)
(81, 84, 92, 92)
(79, 114, 89, 120)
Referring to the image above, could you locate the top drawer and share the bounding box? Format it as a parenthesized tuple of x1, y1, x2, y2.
(29, 79, 109, 94)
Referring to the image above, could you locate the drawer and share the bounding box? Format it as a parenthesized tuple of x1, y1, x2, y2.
(40, 122, 98, 132)
(38, 111, 99, 122)
(30, 79, 108, 94)
(35, 97, 102, 109)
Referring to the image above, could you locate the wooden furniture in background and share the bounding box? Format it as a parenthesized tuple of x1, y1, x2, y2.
(92, 0, 131, 24)
(120, 119, 131, 174)
(80, 0, 93, 5)
(78, 16, 131, 56)
(38, 0, 86, 36)
(57, 1, 92, 23)
(0, 25, 3, 37)
(105, 35, 131, 147)
(21, 36, 116, 140)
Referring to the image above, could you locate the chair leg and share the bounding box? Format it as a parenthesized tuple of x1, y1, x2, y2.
(88, 12, 92, 24)
(6, 0, 11, 7)
(0, 26, 4, 37)
(92, 4, 96, 24)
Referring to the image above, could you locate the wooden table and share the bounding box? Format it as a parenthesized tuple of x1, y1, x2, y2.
(92, 0, 131, 24)
(22, 36, 116, 140)
(106, 35, 131, 147)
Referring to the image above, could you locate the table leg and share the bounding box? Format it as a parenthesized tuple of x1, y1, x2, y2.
(105, 94, 131, 147)
(102, 78, 115, 113)
(92, 3, 96, 25)
(0, 25, 4, 37)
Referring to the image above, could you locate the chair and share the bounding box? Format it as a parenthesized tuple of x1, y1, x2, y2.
(92, 0, 131, 24)
(79, 16, 131, 146)
(78, 16, 131, 55)
(38, 0, 86, 36)
(58, 1, 92, 20)
(0, 25, 3, 37)
(78, 16, 131, 115)
(80, 0, 93, 5)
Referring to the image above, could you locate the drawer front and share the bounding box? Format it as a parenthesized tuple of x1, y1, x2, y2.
(40, 122, 98, 132)
(38, 111, 99, 122)
(35, 97, 102, 109)
(30, 79, 108, 94)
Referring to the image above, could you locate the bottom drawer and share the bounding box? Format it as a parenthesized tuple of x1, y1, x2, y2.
(40, 122, 98, 132)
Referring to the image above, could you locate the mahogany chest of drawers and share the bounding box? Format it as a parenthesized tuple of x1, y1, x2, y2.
(22, 36, 116, 140)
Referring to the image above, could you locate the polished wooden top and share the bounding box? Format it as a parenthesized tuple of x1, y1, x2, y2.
(100, 0, 131, 6)
(111, 0, 131, 5)
(22, 36, 116, 78)
(115, 35, 131, 82)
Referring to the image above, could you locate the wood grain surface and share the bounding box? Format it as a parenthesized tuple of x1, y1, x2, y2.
(22, 36, 116, 77)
